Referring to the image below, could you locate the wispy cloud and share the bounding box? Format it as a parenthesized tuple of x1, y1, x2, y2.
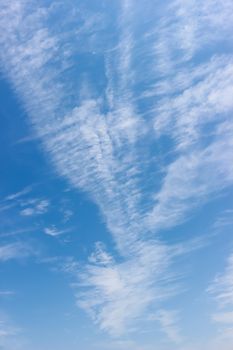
(44, 225, 70, 237)
(4, 186, 32, 201)
(207, 252, 233, 346)
(0, 186, 32, 213)
(151, 309, 183, 344)
(0, 0, 233, 342)
(147, 131, 233, 232)
(0, 242, 35, 262)
(0, 311, 25, 350)
(20, 199, 49, 216)
(213, 209, 233, 231)
(213, 312, 233, 324)
(208, 253, 233, 307)
(0, 318, 19, 338)
(0, 228, 35, 238)
(0, 291, 15, 297)
(71, 241, 184, 336)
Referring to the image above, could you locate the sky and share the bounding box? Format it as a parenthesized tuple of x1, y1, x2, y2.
(0, 0, 233, 349)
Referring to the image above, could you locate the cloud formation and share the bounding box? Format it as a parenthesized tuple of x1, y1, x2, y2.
(0, 0, 233, 343)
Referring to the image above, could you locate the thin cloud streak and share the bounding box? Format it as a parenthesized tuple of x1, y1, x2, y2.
(0, 242, 34, 262)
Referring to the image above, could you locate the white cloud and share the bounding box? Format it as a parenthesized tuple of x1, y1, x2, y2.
(213, 209, 233, 231)
(62, 209, 73, 223)
(153, 56, 233, 149)
(0, 228, 35, 238)
(20, 199, 49, 216)
(44, 225, 69, 237)
(4, 186, 32, 201)
(213, 312, 233, 324)
(73, 241, 181, 336)
(0, 0, 233, 343)
(0, 311, 25, 350)
(207, 252, 233, 347)
(0, 202, 17, 213)
(20, 208, 35, 216)
(209, 253, 233, 307)
(0, 319, 18, 338)
(0, 242, 34, 262)
(147, 131, 233, 232)
(152, 309, 183, 344)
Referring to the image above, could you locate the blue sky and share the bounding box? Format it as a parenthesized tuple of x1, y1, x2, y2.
(0, 0, 233, 349)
